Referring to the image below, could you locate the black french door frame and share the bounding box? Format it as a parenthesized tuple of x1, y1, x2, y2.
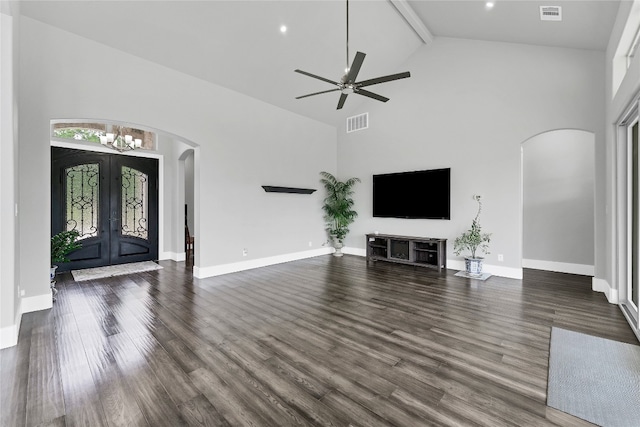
(52, 147, 159, 271)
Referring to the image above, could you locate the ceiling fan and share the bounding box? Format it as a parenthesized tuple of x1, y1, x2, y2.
(294, 0, 411, 110)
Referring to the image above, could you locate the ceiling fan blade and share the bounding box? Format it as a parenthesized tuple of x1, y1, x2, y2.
(356, 71, 411, 88)
(355, 89, 389, 103)
(345, 51, 366, 83)
(294, 69, 340, 86)
(337, 93, 348, 110)
(296, 88, 341, 99)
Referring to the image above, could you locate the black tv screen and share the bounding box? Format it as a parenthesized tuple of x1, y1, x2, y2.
(373, 168, 450, 219)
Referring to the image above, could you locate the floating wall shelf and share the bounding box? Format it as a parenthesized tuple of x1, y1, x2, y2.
(261, 186, 316, 194)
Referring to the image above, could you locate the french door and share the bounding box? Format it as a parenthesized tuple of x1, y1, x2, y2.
(52, 147, 159, 272)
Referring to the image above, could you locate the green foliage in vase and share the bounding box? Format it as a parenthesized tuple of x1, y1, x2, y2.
(453, 195, 491, 259)
(320, 171, 360, 243)
(51, 230, 82, 265)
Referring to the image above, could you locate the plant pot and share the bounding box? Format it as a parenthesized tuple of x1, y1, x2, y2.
(465, 257, 483, 276)
(50, 265, 59, 281)
(50, 265, 59, 302)
(333, 240, 344, 257)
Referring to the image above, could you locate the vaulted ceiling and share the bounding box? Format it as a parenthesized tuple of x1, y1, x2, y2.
(19, 0, 621, 127)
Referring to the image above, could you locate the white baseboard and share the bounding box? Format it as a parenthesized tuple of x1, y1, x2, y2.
(194, 247, 333, 278)
(159, 251, 186, 262)
(0, 323, 18, 349)
(21, 292, 53, 314)
(0, 306, 22, 350)
(592, 277, 618, 304)
(447, 259, 523, 279)
(343, 247, 366, 257)
(522, 259, 594, 276)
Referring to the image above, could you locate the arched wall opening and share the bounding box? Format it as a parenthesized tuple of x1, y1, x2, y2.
(50, 119, 200, 268)
(521, 129, 596, 276)
(176, 147, 195, 264)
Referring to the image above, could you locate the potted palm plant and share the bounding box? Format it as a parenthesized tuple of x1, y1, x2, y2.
(453, 195, 491, 276)
(320, 171, 360, 257)
(51, 229, 81, 280)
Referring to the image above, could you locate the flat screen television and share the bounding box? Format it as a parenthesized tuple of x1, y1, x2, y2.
(373, 168, 450, 219)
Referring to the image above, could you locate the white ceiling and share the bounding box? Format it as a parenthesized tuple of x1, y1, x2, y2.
(19, 0, 622, 127)
(408, 0, 620, 51)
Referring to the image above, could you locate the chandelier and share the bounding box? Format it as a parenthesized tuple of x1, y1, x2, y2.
(99, 129, 142, 152)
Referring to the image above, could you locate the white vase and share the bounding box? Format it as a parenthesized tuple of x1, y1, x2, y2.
(333, 241, 344, 257)
(465, 257, 483, 276)
(50, 265, 59, 302)
(50, 265, 58, 281)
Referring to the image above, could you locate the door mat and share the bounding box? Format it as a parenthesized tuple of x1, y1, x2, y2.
(454, 271, 492, 281)
(72, 261, 162, 282)
(547, 327, 640, 427)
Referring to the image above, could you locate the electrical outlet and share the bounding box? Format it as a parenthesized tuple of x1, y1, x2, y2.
(20, 289, 25, 297)
(498, 254, 504, 262)
(242, 248, 248, 257)
(308, 241, 313, 247)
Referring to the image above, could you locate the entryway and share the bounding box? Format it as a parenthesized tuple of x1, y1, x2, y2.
(51, 147, 159, 271)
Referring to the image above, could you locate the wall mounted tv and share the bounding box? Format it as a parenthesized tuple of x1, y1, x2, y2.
(373, 168, 450, 219)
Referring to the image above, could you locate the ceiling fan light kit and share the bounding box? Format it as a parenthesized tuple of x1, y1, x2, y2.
(295, 0, 411, 110)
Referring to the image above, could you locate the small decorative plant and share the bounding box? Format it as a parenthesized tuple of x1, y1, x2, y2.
(51, 230, 81, 265)
(453, 195, 491, 259)
(320, 171, 360, 247)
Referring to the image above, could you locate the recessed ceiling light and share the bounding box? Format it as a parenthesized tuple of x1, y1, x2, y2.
(280, 25, 287, 34)
(486, 2, 495, 10)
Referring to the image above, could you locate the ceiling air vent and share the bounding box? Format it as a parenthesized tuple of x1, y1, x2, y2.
(540, 6, 562, 21)
(346, 113, 368, 133)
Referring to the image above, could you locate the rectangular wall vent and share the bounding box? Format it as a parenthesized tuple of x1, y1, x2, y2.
(346, 113, 369, 133)
(540, 6, 562, 21)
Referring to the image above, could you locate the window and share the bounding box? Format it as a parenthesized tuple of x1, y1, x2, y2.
(52, 122, 156, 150)
(612, 1, 640, 98)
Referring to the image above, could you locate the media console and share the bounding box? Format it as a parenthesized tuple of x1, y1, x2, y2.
(366, 233, 447, 272)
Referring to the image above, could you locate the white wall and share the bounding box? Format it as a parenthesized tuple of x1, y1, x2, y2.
(522, 130, 595, 274)
(0, 3, 21, 348)
(155, 133, 175, 256)
(604, 0, 640, 308)
(338, 37, 606, 278)
(17, 17, 336, 303)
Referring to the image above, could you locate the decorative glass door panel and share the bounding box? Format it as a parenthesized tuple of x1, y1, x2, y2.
(52, 147, 158, 272)
(121, 166, 149, 240)
(65, 163, 100, 239)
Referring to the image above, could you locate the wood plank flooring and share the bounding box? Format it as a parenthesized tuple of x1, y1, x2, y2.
(1, 255, 637, 426)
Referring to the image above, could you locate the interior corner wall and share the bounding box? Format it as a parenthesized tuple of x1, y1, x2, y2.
(155, 133, 175, 257)
(337, 37, 606, 275)
(1, 4, 22, 348)
(522, 130, 595, 269)
(18, 16, 337, 300)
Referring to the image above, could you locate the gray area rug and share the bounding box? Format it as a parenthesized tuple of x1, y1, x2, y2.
(454, 271, 492, 281)
(72, 261, 162, 282)
(547, 327, 640, 427)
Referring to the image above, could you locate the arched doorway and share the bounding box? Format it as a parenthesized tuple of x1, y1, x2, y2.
(521, 129, 595, 275)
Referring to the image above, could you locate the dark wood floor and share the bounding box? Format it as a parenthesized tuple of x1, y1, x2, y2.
(1, 255, 637, 427)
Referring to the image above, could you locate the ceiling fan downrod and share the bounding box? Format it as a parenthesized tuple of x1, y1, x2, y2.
(346, 0, 350, 74)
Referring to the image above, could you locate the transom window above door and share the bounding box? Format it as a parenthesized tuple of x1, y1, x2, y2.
(52, 121, 156, 150)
